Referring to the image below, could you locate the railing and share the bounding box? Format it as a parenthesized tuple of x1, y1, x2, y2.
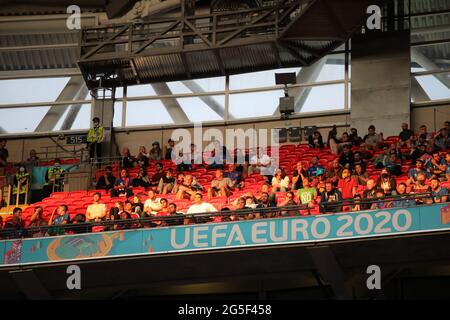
(0, 193, 443, 240)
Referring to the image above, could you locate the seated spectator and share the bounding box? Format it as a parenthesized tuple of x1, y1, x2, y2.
(245, 195, 258, 209)
(133, 166, 151, 189)
(352, 164, 369, 186)
(256, 192, 277, 219)
(307, 156, 325, 177)
(158, 198, 170, 214)
(327, 159, 343, 185)
(172, 172, 185, 194)
(373, 146, 391, 168)
(124, 201, 140, 219)
(207, 140, 229, 170)
(28, 206, 47, 237)
(69, 214, 88, 234)
(208, 169, 234, 200)
(225, 164, 244, 190)
(407, 159, 430, 185)
(48, 205, 70, 236)
(338, 168, 358, 200)
(176, 174, 203, 200)
(166, 203, 185, 226)
(96, 166, 116, 192)
(435, 128, 450, 151)
(339, 145, 354, 168)
(349, 128, 363, 146)
(418, 125, 433, 141)
(352, 194, 362, 211)
(121, 147, 136, 168)
(308, 131, 324, 149)
(392, 183, 415, 208)
(176, 143, 202, 172)
(410, 142, 426, 165)
(371, 189, 388, 210)
(271, 168, 289, 193)
(297, 178, 317, 208)
(362, 179, 377, 210)
(376, 168, 397, 195)
(319, 182, 343, 213)
(353, 151, 367, 170)
(3, 207, 26, 239)
(143, 189, 162, 217)
(123, 201, 140, 228)
(291, 161, 309, 190)
(149, 142, 162, 161)
(248, 148, 272, 180)
(399, 123, 414, 146)
(163, 139, 175, 161)
(136, 146, 149, 168)
(131, 196, 144, 215)
(411, 172, 431, 204)
(385, 152, 402, 177)
(231, 197, 249, 221)
(338, 132, 353, 153)
(430, 177, 448, 203)
(111, 169, 134, 197)
(426, 151, 446, 177)
(86, 192, 107, 222)
(158, 168, 176, 194)
(256, 184, 277, 205)
(186, 193, 218, 219)
(279, 191, 298, 217)
(363, 125, 383, 150)
(149, 162, 165, 188)
(109, 201, 124, 220)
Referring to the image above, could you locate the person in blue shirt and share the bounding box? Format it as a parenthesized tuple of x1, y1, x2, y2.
(426, 152, 446, 177)
(111, 169, 134, 197)
(407, 159, 430, 184)
(48, 204, 70, 236)
(307, 156, 325, 177)
(430, 178, 448, 203)
(392, 183, 416, 208)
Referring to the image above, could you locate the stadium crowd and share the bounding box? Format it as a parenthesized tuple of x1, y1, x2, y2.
(1, 121, 450, 239)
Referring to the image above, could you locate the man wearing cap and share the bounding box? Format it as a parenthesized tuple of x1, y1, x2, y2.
(87, 117, 104, 161)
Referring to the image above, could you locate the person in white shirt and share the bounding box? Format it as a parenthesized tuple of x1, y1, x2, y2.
(186, 193, 218, 214)
(271, 168, 290, 192)
(86, 192, 107, 222)
(143, 189, 161, 217)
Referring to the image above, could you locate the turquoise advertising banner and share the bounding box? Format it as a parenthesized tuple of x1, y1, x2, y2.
(2, 203, 450, 267)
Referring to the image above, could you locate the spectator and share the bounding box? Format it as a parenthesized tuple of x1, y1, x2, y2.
(207, 140, 229, 170)
(233, 148, 250, 176)
(176, 174, 203, 200)
(248, 148, 272, 180)
(143, 189, 162, 217)
(0, 139, 9, 168)
(411, 172, 431, 204)
(43, 159, 65, 197)
(256, 184, 277, 206)
(327, 127, 340, 155)
(158, 198, 170, 214)
(121, 147, 136, 169)
(256, 192, 277, 212)
(418, 125, 433, 141)
(399, 123, 414, 145)
(434, 128, 450, 151)
(371, 189, 388, 210)
(339, 145, 354, 168)
(48, 205, 70, 236)
(353, 152, 367, 171)
(157, 168, 176, 194)
(28, 206, 47, 237)
(291, 161, 309, 190)
(297, 178, 317, 208)
(363, 125, 383, 150)
(362, 179, 377, 210)
(136, 146, 149, 168)
(208, 169, 234, 200)
(349, 128, 363, 146)
(111, 169, 134, 197)
(271, 168, 289, 193)
(373, 146, 391, 168)
(307, 156, 325, 177)
(392, 183, 415, 208)
(3, 207, 25, 238)
(149, 162, 165, 188)
(352, 194, 362, 211)
(69, 214, 88, 234)
(446, 153, 450, 181)
(376, 168, 397, 195)
(327, 159, 343, 185)
(11, 166, 30, 205)
(133, 166, 151, 189)
(172, 172, 185, 194)
(338, 132, 353, 152)
(131, 196, 144, 215)
(426, 151, 446, 177)
(279, 191, 298, 217)
(308, 131, 324, 149)
(166, 203, 185, 226)
(149, 142, 162, 161)
(86, 192, 107, 222)
(430, 177, 448, 203)
(109, 201, 124, 221)
(96, 166, 116, 192)
(225, 164, 244, 190)
(163, 139, 175, 161)
(87, 117, 104, 161)
(407, 159, 430, 185)
(319, 182, 343, 213)
(23, 149, 40, 167)
(177, 143, 202, 172)
(410, 143, 426, 165)
(385, 152, 402, 176)
(187, 193, 218, 214)
(352, 164, 369, 186)
(338, 168, 358, 199)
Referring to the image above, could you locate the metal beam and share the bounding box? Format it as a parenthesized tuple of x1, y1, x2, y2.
(411, 47, 450, 90)
(151, 83, 190, 123)
(9, 269, 53, 300)
(61, 84, 90, 130)
(411, 77, 431, 102)
(34, 76, 85, 132)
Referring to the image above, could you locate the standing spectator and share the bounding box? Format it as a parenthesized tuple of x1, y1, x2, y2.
(48, 205, 70, 236)
(430, 178, 448, 203)
(271, 168, 289, 193)
(339, 145, 355, 168)
(86, 193, 107, 222)
(11, 166, 30, 205)
(352, 164, 369, 186)
(43, 159, 65, 197)
(308, 131, 324, 149)
(363, 125, 383, 150)
(96, 166, 116, 192)
(327, 127, 340, 155)
(208, 169, 234, 200)
(297, 178, 317, 208)
(143, 189, 162, 217)
(399, 123, 414, 146)
(121, 147, 136, 169)
(0, 139, 9, 169)
(133, 166, 151, 189)
(319, 182, 343, 213)
(157, 168, 176, 194)
(338, 168, 358, 199)
(163, 139, 175, 161)
(136, 146, 149, 168)
(307, 156, 325, 177)
(407, 159, 429, 185)
(291, 161, 309, 190)
(149, 142, 162, 161)
(111, 169, 134, 197)
(149, 162, 165, 188)
(376, 168, 397, 195)
(87, 117, 104, 161)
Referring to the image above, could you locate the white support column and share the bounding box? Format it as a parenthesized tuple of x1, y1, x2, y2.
(61, 84, 90, 130)
(151, 83, 190, 124)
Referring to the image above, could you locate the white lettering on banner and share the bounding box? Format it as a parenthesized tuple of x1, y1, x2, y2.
(392, 210, 412, 232)
(311, 217, 330, 239)
(212, 225, 228, 246)
(291, 219, 309, 240)
(269, 220, 288, 242)
(355, 213, 374, 235)
(374, 211, 392, 233)
(337, 215, 353, 237)
(226, 224, 246, 245)
(252, 222, 268, 243)
(193, 226, 209, 247)
(171, 228, 190, 249)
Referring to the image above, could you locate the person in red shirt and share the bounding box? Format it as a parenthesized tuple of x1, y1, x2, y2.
(337, 168, 358, 199)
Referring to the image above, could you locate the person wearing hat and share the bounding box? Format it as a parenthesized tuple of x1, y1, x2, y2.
(87, 117, 104, 162)
(149, 141, 162, 161)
